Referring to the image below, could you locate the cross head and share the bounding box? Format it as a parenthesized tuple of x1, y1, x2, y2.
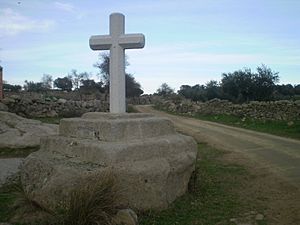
(89, 13, 145, 113)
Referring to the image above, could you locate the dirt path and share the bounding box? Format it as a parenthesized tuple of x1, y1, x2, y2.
(136, 105, 300, 187)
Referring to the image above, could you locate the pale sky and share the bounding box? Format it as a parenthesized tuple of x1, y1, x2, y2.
(0, 0, 300, 94)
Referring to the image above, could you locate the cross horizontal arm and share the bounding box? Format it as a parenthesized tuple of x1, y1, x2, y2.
(119, 34, 145, 49)
(89, 35, 112, 50)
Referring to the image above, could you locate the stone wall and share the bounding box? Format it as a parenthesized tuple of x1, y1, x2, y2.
(0, 92, 160, 118)
(155, 98, 300, 121)
(2, 95, 109, 118)
(2, 91, 299, 121)
(4, 90, 108, 101)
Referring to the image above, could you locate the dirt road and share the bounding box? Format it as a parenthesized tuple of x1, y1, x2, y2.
(136, 105, 300, 187)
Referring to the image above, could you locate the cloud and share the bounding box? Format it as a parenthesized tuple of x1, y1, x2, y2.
(54, 2, 85, 19)
(0, 8, 54, 37)
(54, 2, 75, 13)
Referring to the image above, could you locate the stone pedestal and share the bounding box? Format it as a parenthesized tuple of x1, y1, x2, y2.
(21, 113, 197, 211)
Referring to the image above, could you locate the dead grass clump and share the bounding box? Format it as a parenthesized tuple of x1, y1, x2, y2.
(6, 171, 121, 225)
(60, 171, 120, 225)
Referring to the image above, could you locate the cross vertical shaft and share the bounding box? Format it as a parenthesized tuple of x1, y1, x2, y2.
(89, 13, 145, 113)
(110, 13, 125, 113)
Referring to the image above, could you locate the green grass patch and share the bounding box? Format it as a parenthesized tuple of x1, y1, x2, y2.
(32, 117, 62, 124)
(0, 147, 39, 158)
(139, 144, 262, 225)
(194, 114, 300, 140)
(0, 184, 16, 222)
(155, 105, 300, 140)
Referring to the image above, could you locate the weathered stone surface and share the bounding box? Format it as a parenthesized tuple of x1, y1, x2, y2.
(21, 151, 107, 209)
(0, 111, 58, 148)
(57, 98, 67, 104)
(0, 102, 8, 111)
(0, 158, 23, 186)
(41, 134, 195, 166)
(21, 113, 197, 211)
(60, 113, 175, 141)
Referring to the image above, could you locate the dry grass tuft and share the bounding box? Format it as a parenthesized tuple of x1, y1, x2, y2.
(5, 171, 121, 225)
(60, 171, 121, 225)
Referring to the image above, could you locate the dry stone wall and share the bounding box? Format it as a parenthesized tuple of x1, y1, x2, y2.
(2, 91, 298, 121)
(1, 92, 157, 118)
(4, 90, 107, 101)
(2, 94, 109, 118)
(155, 98, 300, 121)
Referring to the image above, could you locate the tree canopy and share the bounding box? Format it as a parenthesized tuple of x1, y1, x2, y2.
(7, 63, 298, 103)
(24, 74, 53, 92)
(53, 77, 73, 91)
(68, 70, 90, 90)
(41, 74, 53, 90)
(79, 79, 105, 94)
(221, 65, 279, 102)
(23, 80, 46, 92)
(156, 83, 175, 96)
(178, 65, 283, 103)
(3, 82, 22, 92)
(94, 53, 144, 97)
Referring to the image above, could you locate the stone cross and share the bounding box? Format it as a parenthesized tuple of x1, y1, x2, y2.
(89, 13, 145, 113)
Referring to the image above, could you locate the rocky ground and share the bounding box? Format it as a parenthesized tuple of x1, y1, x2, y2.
(0, 111, 58, 149)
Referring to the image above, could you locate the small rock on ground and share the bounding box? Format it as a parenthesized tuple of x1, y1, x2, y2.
(229, 211, 265, 225)
(113, 209, 138, 225)
(255, 213, 264, 220)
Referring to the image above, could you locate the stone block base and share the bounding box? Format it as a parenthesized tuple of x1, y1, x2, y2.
(20, 113, 198, 211)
